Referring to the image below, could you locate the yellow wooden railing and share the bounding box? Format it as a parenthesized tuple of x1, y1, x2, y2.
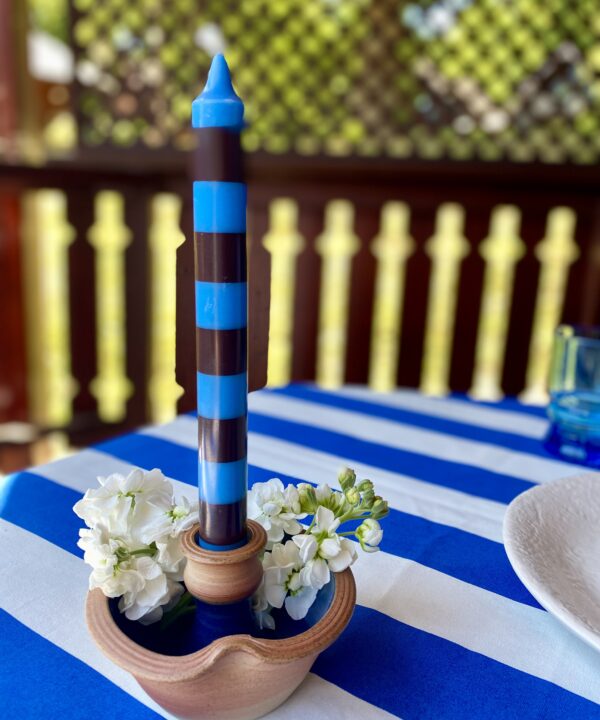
(88, 191, 133, 422)
(19, 192, 580, 431)
(21, 190, 76, 426)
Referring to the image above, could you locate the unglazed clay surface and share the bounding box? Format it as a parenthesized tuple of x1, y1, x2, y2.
(87, 568, 356, 720)
(504, 471, 600, 652)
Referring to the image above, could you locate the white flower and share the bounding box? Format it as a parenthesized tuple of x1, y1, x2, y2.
(78, 527, 120, 589)
(292, 533, 318, 564)
(135, 495, 198, 545)
(262, 540, 301, 608)
(283, 484, 303, 516)
(310, 506, 357, 573)
(155, 534, 186, 580)
(327, 537, 358, 571)
(290, 533, 328, 590)
(356, 518, 383, 552)
(118, 557, 184, 624)
(74, 469, 195, 625)
(248, 479, 306, 546)
(285, 584, 318, 621)
(73, 468, 173, 539)
(315, 484, 334, 503)
(251, 579, 275, 630)
(261, 540, 319, 620)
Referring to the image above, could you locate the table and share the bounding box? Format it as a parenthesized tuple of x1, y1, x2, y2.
(2, 384, 600, 719)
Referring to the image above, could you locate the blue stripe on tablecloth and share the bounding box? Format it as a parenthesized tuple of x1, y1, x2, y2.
(315, 605, 599, 720)
(90, 436, 538, 608)
(0, 472, 83, 558)
(248, 468, 540, 610)
(246, 412, 534, 504)
(0, 610, 161, 720)
(1, 453, 537, 609)
(3, 448, 597, 715)
(273, 385, 548, 457)
(1, 482, 593, 719)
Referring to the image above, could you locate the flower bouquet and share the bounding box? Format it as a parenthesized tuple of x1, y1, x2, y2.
(77, 467, 388, 720)
(249, 470, 387, 630)
(75, 468, 387, 632)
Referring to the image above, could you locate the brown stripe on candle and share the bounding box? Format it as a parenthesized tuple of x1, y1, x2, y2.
(198, 415, 247, 463)
(195, 232, 246, 283)
(196, 327, 247, 376)
(193, 127, 244, 182)
(198, 500, 247, 547)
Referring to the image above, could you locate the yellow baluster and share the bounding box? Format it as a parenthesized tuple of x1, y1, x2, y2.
(420, 203, 470, 396)
(147, 194, 185, 424)
(368, 202, 414, 391)
(520, 208, 579, 405)
(316, 201, 360, 388)
(264, 199, 305, 387)
(21, 190, 76, 426)
(88, 191, 133, 422)
(469, 206, 525, 401)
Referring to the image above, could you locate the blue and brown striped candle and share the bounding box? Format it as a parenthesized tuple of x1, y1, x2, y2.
(192, 55, 247, 550)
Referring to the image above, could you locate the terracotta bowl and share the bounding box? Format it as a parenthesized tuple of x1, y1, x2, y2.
(86, 568, 355, 720)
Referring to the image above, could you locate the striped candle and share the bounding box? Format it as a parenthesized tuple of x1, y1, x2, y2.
(192, 55, 247, 549)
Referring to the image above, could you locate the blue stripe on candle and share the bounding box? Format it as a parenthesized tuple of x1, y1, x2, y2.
(197, 536, 246, 551)
(197, 371, 247, 419)
(198, 458, 247, 504)
(195, 281, 247, 330)
(193, 181, 246, 233)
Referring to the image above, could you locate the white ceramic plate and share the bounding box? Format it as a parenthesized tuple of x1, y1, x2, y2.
(504, 472, 600, 653)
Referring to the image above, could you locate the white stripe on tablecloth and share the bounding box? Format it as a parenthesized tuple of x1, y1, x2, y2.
(137, 417, 505, 543)
(3, 517, 600, 706)
(0, 518, 178, 720)
(248, 432, 505, 543)
(0, 519, 398, 720)
(352, 550, 600, 705)
(33, 449, 197, 503)
(247, 392, 576, 484)
(335, 385, 549, 439)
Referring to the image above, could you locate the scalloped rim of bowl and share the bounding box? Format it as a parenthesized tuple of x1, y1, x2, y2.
(503, 471, 600, 652)
(86, 568, 356, 684)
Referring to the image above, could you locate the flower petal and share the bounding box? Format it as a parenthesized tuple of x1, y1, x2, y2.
(285, 586, 318, 621)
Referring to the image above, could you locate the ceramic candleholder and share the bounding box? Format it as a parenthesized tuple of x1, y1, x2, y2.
(181, 521, 266, 604)
(86, 573, 355, 720)
(86, 522, 356, 720)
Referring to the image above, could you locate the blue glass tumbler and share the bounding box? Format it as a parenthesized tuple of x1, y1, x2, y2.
(545, 325, 600, 467)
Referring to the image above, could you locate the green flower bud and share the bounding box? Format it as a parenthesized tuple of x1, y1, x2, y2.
(371, 498, 389, 520)
(356, 479, 373, 493)
(345, 487, 360, 505)
(298, 484, 318, 513)
(361, 488, 375, 509)
(338, 467, 356, 492)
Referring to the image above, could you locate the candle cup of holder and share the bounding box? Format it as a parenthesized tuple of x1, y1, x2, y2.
(86, 519, 356, 720)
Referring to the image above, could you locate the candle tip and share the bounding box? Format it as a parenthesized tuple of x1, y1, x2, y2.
(192, 54, 244, 130)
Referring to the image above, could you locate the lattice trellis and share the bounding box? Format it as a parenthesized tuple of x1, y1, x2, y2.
(71, 0, 600, 162)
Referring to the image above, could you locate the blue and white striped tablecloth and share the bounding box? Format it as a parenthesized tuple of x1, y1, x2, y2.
(2, 384, 600, 719)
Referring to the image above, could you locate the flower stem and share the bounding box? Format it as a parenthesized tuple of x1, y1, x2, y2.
(128, 547, 157, 557)
(160, 591, 196, 631)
